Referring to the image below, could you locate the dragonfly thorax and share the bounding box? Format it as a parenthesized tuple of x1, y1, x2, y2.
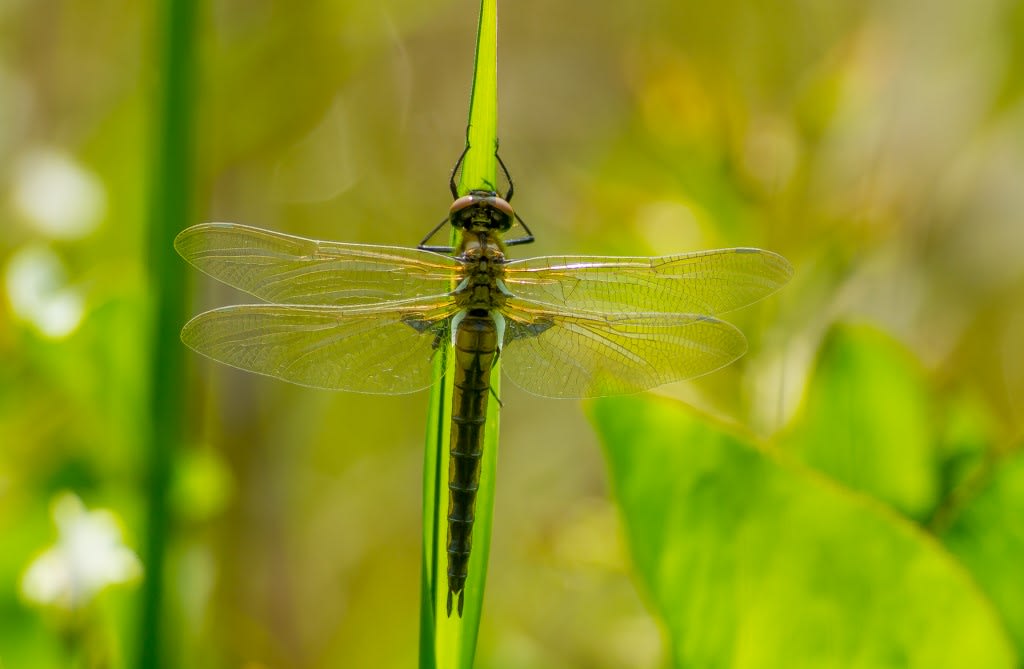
(454, 232, 509, 312)
(449, 190, 514, 234)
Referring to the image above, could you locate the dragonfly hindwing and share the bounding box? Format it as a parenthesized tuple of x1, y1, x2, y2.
(402, 312, 451, 351)
(505, 315, 555, 344)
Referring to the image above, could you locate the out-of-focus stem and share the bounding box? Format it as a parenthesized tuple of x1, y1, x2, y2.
(138, 0, 196, 667)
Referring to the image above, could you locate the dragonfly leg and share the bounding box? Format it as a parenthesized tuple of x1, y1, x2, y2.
(489, 386, 503, 408)
(450, 144, 470, 198)
(495, 151, 533, 245)
(418, 215, 455, 253)
(496, 151, 514, 202)
(503, 212, 535, 247)
(487, 350, 503, 407)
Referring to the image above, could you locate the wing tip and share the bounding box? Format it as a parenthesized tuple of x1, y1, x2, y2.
(173, 222, 242, 261)
(733, 246, 794, 277)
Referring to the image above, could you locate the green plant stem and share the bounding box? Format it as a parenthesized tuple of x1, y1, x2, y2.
(419, 1, 501, 667)
(459, 0, 499, 196)
(139, 0, 196, 667)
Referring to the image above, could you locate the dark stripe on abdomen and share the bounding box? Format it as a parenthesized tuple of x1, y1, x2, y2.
(446, 313, 498, 616)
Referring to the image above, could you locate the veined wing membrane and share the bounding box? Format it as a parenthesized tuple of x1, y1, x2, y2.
(503, 248, 792, 315)
(500, 298, 747, 399)
(175, 222, 463, 305)
(181, 298, 458, 394)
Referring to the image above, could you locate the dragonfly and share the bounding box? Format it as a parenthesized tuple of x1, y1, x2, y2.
(175, 155, 793, 616)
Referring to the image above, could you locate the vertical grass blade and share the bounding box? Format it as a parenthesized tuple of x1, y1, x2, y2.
(459, 0, 499, 197)
(138, 0, 196, 667)
(419, 1, 500, 667)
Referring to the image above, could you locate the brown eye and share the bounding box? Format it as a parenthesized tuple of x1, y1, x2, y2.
(448, 195, 476, 218)
(490, 197, 514, 218)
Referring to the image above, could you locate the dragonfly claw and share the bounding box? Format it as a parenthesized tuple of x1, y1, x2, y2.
(445, 588, 465, 618)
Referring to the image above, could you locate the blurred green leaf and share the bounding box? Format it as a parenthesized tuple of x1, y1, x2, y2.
(935, 390, 997, 497)
(941, 447, 1024, 656)
(589, 394, 1016, 669)
(781, 324, 937, 519)
(169, 447, 234, 522)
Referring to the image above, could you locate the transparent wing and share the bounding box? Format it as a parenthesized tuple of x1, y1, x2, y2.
(503, 248, 792, 315)
(500, 299, 747, 399)
(175, 222, 463, 305)
(181, 298, 457, 394)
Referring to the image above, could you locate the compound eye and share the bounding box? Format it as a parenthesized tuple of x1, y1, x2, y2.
(490, 197, 514, 219)
(488, 197, 514, 231)
(448, 195, 477, 220)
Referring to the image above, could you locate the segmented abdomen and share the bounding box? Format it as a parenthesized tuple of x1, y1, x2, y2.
(446, 312, 498, 617)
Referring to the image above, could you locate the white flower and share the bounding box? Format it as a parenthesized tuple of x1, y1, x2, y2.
(5, 244, 85, 339)
(20, 493, 142, 610)
(12, 148, 107, 239)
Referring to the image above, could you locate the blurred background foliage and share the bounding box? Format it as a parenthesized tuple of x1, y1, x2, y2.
(1, 0, 1023, 667)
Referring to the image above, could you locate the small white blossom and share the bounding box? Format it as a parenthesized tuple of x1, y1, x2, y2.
(13, 148, 107, 239)
(5, 244, 85, 339)
(21, 493, 142, 610)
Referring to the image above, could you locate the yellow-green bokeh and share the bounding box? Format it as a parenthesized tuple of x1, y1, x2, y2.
(1, 0, 1023, 667)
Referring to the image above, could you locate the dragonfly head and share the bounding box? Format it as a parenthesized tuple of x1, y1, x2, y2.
(449, 191, 515, 235)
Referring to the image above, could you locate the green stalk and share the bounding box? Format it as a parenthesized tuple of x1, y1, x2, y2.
(419, 1, 500, 667)
(139, 0, 196, 667)
(459, 0, 499, 197)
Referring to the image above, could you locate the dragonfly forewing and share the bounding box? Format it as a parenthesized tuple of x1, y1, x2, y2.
(503, 247, 792, 316)
(175, 222, 463, 305)
(500, 298, 747, 399)
(181, 298, 458, 394)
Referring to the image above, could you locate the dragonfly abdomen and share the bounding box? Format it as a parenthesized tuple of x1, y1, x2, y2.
(446, 311, 499, 617)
